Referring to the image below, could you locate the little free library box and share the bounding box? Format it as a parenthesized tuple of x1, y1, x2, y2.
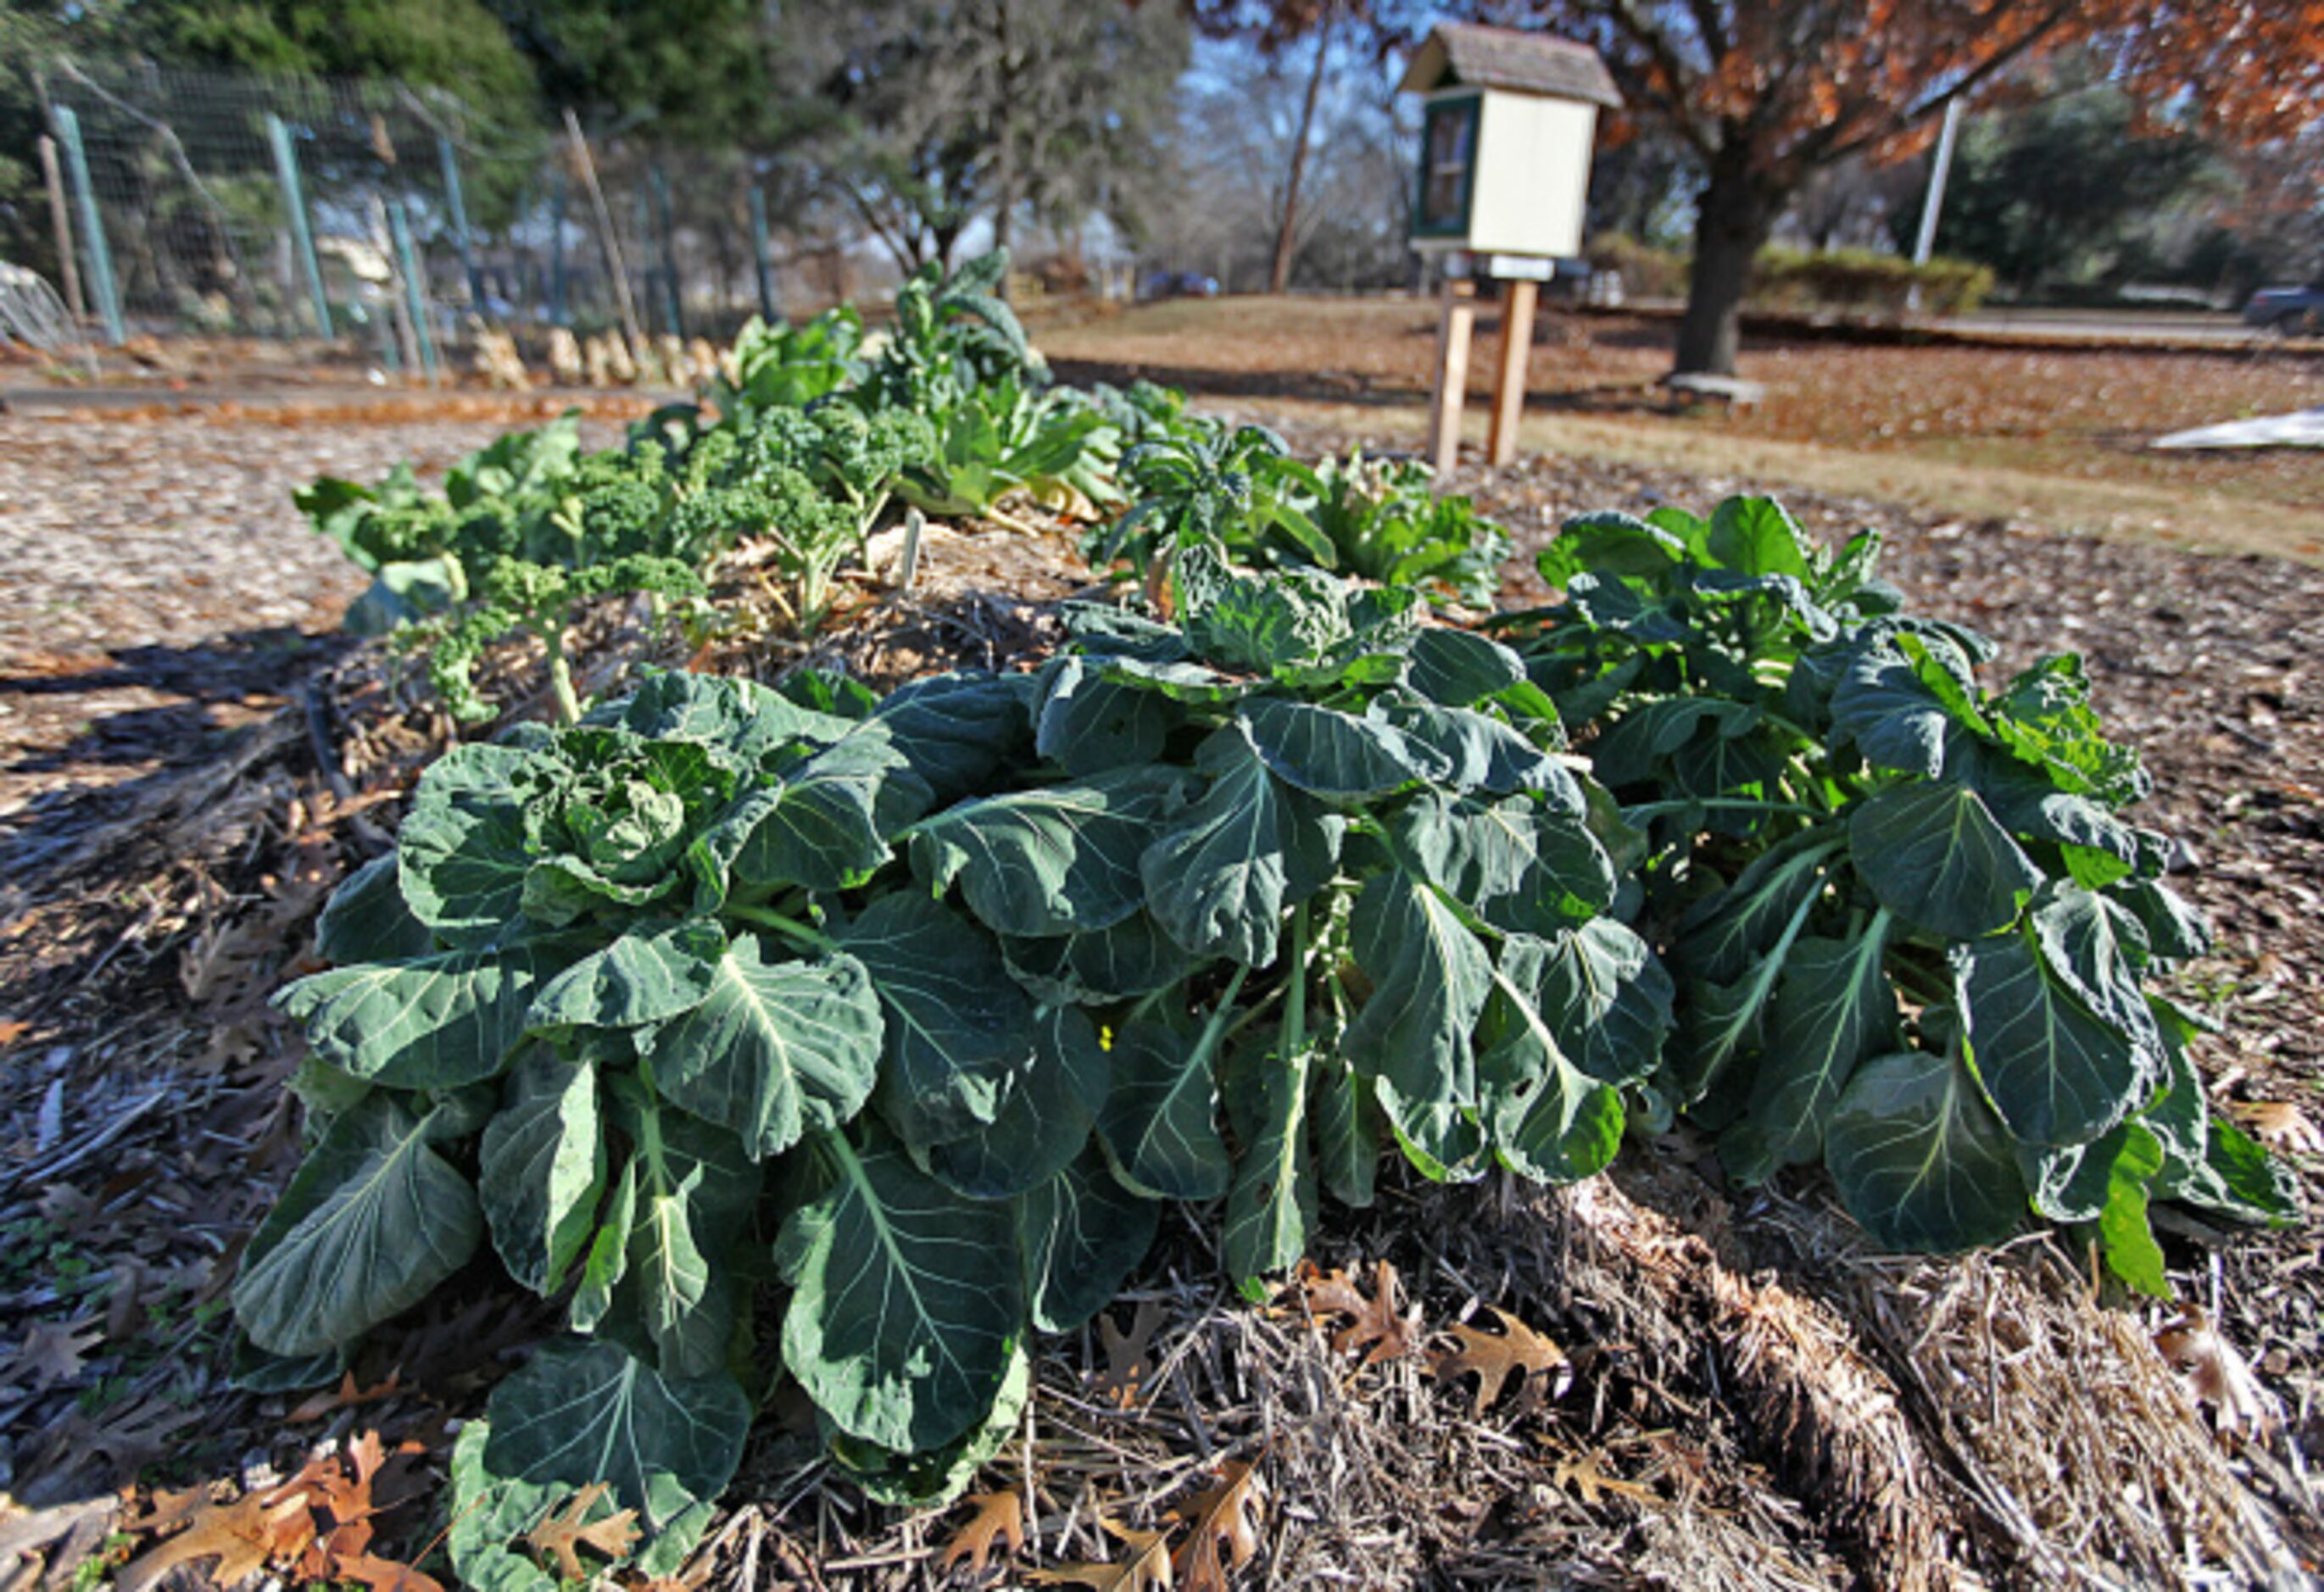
(1399, 22, 1620, 466)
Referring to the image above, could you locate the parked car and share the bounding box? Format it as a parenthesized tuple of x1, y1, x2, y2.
(2243, 281, 2324, 336)
(1140, 270, 1220, 301)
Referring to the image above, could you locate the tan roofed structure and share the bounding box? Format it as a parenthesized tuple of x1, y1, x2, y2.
(1398, 21, 1622, 109)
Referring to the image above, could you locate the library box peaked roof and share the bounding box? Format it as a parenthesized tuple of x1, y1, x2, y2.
(1398, 22, 1622, 109)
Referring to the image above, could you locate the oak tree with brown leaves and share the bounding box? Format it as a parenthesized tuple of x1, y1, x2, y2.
(1512, 0, 2324, 374)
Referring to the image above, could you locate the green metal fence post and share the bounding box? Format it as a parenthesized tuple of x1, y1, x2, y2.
(437, 135, 486, 313)
(549, 168, 570, 326)
(49, 106, 124, 346)
(388, 197, 438, 383)
(649, 164, 683, 339)
(748, 184, 777, 323)
(265, 114, 334, 339)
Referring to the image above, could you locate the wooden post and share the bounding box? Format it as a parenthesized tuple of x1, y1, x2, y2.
(1426, 277, 1476, 474)
(1486, 276, 1538, 467)
(36, 135, 84, 325)
(563, 109, 644, 353)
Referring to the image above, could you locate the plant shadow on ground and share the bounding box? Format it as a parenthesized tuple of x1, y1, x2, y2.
(0, 628, 355, 891)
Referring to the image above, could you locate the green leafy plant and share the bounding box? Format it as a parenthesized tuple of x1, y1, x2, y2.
(1499, 496, 2294, 1284)
(1278, 449, 1513, 607)
(894, 374, 1121, 526)
(242, 548, 1674, 1574)
(708, 306, 865, 422)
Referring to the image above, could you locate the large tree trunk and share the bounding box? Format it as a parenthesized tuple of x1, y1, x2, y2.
(1675, 146, 1785, 376)
(1269, 3, 1334, 296)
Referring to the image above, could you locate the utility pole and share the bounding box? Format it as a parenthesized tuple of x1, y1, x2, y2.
(1908, 96, 1967, 311)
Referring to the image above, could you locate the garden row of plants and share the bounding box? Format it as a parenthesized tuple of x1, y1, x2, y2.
(269, 253, 2287, 1584)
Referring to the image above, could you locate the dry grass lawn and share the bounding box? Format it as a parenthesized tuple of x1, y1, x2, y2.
(1035, 295, 2324, 562)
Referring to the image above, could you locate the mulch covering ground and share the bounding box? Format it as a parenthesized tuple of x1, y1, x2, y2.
(0, 399, 2318, 1590)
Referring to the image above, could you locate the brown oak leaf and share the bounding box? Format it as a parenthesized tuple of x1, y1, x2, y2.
(287, 1368, 405, 1424)
(1431, 1306, 1569, 1415)
(115, 1494, 280, 1592)
(526, 1482, 641, 1580)
(2230, 1099, 2323, 1155)
(1297, 1259, 1421, 1365)
(334, 1550, 449, 1592)
(1028, 1521, 1175, 1590)
(1552, 1450, 1657, 1507)
(2156, 1305, 2283, 1436)
(1095, 1300, 1168, 1408)
(12, 1319, 101, 1389)
(939, 1489, 1028, 1578)
(1168, 1461, 1264, 1591)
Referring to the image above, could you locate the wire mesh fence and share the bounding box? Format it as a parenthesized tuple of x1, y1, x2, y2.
(25, 54, 827, 361)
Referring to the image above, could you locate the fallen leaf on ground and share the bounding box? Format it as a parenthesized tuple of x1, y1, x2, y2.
(526, 1481, 639, 1580)
(287, 1368, 405, 1424)
(115, 1493, 279, 1592)
(0, 1019, 30, 1048)
(1096, 1300, 1168, 1408)
(939, 1489, 1027, 1577)
(333, 1550, 448, 1591)
(2228, 1100, 2323, 1155)
(1552, 1450, 1658, 1507)
(1028, 1521, 1175, 1590)
(11, 1319, 102, 1389)
(1168, 1461, 1264, 1590)
(2155, 1305, 2283, 1437)
(1297, 1259, 1422, 1365)
(1432, 1306, 1570, 1415)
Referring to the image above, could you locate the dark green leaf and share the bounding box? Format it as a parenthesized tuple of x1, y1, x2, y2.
(928, 1006, 1111, 1200)
(911, 766, 1195, 937)
(640, 942, 883, 1161)
(1825, 1048, 2026, 1252)
(1139, 728, 1341, 966)
(1343, 871, 1492, 1122)
(1954, 910, 2150, 1148)
(282, 938, 568, 1089)
(1014, 1144, 1161, 1333)
(529, 920, 726, 1032)
(398, 743, 533, 938)
(1747, 920, 1898, 1167)
(480, 1044, 605, 1294)
(842, 893, 1037, 1149)
(483, 1338, 750, 1537)
(776, 1133, 1020, 1452)
(233, 1095, 481, 1356)
(1851, 782, 2040, 941)
(1239, 697, 1439, 800)
(1097, 997, 1234, 1201)
(998, 914, 1196, 1005)
(316, 854, 433, 965)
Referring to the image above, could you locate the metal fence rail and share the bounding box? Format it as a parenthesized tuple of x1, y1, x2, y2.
(28, 54, 814, 358)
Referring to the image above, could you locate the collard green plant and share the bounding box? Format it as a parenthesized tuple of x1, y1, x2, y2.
(1499, 496, 2294, 1284)
(1095, 430, 1510, 610)
(1277, 449, 1513, 608)
(244, 547, 1675, 1575)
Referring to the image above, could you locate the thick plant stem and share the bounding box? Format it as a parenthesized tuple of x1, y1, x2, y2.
(727, 902, 839, 954)
(543, 626, 582, 724)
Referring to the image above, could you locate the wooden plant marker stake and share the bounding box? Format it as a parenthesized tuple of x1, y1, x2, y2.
(1427, 276, 1477, 474)
(1487, 275, 1538, 467)
(896, 507, 924, 592)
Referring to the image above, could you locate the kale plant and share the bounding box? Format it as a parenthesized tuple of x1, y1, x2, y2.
(1500, 496, 2293, 1283)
